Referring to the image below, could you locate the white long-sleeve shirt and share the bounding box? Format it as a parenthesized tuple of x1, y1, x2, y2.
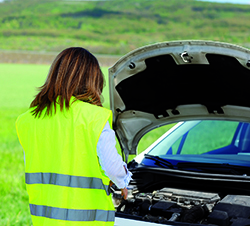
(97, 122, 132, 189)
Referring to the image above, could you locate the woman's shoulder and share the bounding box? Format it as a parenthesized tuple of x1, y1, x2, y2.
(72, 97, 110, 113)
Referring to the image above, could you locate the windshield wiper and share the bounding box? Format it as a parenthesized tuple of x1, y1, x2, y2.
(143, 155, 250, 175)
(176, 162, 250, 176)
(144, 154, 174, 169)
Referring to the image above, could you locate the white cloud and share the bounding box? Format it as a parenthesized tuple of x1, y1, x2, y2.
(197, 0, 250, 4)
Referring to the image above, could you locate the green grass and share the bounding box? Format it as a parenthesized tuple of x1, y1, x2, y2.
(0, 64, 50, 225)
(1, 0, 250, 54)
(0, 63, 174, 225)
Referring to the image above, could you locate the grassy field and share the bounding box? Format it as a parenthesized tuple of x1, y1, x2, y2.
(0, 63, 172, 225)
(0, 64, 51, 225)
(0, 64, 45, 225)
(1, 0, 250, 54)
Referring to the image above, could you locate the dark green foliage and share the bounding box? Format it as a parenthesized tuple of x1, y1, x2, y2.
(0, 0, 250, 54)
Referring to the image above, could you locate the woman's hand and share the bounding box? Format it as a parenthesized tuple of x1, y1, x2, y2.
(121, 188, 128, 200)
(121, 165, 128, 199)
(109, 180, 128, 199)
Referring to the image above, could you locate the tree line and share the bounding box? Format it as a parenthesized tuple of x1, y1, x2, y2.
(0, 0, 250, 54)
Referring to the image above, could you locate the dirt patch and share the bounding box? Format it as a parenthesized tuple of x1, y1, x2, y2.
(0, 50, 121, 67)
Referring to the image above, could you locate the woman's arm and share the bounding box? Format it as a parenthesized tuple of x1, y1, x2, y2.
(97, 122, 132, 199)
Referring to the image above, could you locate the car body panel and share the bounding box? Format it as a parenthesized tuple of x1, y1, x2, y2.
(115, 217, 171, 226)
(109, 41, 250, 226)
(109, 40, 250, 162)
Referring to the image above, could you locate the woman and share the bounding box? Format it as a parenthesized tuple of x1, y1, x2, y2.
(16, 47, 132, 226)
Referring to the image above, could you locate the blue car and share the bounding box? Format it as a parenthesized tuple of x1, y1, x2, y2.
(109, 41, 250, 226)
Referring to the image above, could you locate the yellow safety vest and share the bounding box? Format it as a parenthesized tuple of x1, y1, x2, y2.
(16, 97, 115, 226)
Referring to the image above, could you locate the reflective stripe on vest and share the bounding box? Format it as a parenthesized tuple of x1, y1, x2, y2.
(29, 204, 115, 222)
(25, 172, 111, 195)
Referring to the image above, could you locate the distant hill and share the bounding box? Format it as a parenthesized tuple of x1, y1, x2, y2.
(0, 0, 250, 54)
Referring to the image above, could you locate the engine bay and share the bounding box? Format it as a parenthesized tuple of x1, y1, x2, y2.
(113, 187, 250, 226)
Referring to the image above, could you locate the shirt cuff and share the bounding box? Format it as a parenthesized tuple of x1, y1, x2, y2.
(121, 162, 133, 188)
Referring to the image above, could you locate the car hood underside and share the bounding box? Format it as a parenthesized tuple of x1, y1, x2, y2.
(108, 40, 250, 161)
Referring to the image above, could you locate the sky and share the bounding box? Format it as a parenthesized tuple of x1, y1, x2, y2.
(198, 0, 250, 4)
(0, 0, 250, 4)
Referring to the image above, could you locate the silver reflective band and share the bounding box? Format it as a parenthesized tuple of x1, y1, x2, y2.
(30, 204, 115, 222)
(25, 172, 111, 195)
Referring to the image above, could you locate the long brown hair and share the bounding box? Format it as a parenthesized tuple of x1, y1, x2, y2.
(30, 47, 104, 118)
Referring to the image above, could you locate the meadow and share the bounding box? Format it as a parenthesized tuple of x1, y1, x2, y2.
(1, 0, 250, 55)
(0, 63, 172, 225)
(0, 63, 49, 225)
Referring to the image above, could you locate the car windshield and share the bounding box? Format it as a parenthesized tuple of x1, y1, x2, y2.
(146, 120, 250, 167)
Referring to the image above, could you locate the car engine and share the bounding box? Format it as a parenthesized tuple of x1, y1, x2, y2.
(113, 187, 250, 226)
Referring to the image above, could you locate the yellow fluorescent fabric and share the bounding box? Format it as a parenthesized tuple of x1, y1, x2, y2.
(26, 184, 112, 209)
(16, 97, 115, 226)
(31, 216, 115, 226)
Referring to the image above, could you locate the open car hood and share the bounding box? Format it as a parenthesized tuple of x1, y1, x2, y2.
(108, 40, 250, 162)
